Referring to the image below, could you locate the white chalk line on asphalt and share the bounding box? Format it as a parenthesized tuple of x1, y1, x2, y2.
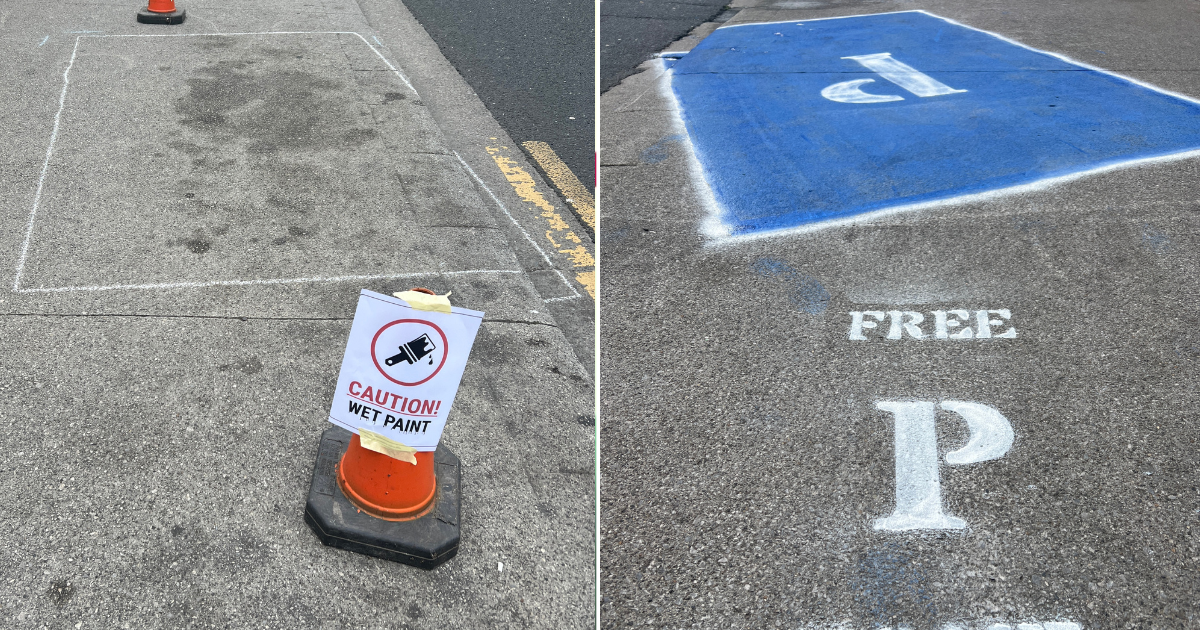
(10, 31, 447, 294)
(706, 146, 1200, 246)
(12, 36, 80, 293)
(453, 152, 583, 303)
(655, 57, 726, 243)
(349, 32, 419, 96)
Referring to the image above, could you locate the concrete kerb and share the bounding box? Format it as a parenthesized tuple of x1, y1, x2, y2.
(353, 0, 596, 376)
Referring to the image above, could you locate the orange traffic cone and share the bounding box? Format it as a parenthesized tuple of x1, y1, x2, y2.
(337, 437, 436, 520)
(137, 0, 185, 24)
(304, 286, 462, 569)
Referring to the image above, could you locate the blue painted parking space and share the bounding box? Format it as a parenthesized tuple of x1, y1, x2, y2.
(667, 11, 1200, 238)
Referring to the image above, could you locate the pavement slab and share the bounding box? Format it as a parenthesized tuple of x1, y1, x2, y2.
(0, 0, 594, 627)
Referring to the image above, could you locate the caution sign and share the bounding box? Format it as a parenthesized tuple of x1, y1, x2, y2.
(328, 289, 483, 451)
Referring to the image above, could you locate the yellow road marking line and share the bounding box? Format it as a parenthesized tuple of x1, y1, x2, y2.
(486, 143, 596, 300)
(575, 271, 595, 298)
(521, 140, 596, 230)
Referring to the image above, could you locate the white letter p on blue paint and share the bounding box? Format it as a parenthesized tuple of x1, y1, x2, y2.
(822, 52, 967, 104)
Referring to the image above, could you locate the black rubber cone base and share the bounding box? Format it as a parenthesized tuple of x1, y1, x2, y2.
(136, 7, 186, 24)
(304, 427, 461, 570)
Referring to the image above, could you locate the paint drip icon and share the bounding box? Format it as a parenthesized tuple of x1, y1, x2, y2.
(370, 319, 448, 386)
(385, 333, 437, 367)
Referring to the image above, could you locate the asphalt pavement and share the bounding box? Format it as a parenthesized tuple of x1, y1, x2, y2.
(401, 0, 595, 216)
(0, 0, 593, 627)
(600, 0, 730, 92)
(599, 0, 1200, 628)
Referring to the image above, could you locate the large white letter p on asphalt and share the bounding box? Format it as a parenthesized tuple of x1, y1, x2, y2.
(874, 400, 1014, 531)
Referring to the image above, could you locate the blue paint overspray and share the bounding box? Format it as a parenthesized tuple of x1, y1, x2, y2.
(751, 257, 829, 314)
(852, 546, 937, 627)
(1141, 223, 1170, 254)
(669, 11, 1200, 238)
(640, 134, 686, 164)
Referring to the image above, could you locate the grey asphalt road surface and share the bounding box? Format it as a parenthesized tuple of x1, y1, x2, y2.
(600, 0, 730, 92)
(599, 0, 1200, 628)
(401, 0, 595, 195)
(0, 0, 593, 627)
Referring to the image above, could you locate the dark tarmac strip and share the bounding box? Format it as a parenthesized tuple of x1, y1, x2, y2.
(600, 0, 731, 92)
(400, 0, 595, 226)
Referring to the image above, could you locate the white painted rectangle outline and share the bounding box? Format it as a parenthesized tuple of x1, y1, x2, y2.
(664, 10, 1200, 246)
(9, 31, 577, 299)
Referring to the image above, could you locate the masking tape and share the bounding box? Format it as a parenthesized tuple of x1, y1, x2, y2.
(364, 290, 450, 462)
(394, 290, 452, 313)
(359, 428, 418, 465)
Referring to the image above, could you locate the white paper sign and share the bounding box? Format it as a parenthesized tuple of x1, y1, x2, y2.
(327, 289, 484, 451)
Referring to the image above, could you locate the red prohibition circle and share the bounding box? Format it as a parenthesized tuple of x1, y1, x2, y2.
(370, 319, 449, 386)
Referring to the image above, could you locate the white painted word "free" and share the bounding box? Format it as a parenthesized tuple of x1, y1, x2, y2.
(849, 310, 1016, 341)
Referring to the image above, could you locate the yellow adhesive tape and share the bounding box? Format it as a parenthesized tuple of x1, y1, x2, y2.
(394, 290, 452, 313)
(359, 429, 418, 465)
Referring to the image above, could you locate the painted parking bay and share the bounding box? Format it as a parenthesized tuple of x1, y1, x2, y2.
(666, 10, 1200, 240)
